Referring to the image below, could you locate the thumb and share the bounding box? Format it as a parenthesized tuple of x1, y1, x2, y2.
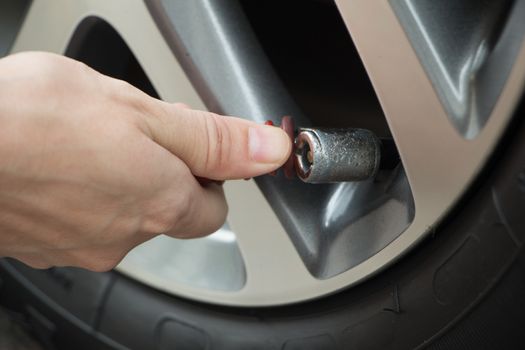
(140, 102, 292, 180)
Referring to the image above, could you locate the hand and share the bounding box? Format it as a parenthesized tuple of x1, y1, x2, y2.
(0, 52, 291, 271)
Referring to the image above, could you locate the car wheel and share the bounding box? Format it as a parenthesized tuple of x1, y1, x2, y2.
(1, 0, 525, 349)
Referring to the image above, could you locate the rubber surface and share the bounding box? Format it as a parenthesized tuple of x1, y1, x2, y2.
(0, 92, 524, 350)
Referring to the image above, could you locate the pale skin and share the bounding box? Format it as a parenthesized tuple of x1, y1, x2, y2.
(0, 52, 291, 272)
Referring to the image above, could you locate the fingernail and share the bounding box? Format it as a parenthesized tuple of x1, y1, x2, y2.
(249, 126, 290, 164)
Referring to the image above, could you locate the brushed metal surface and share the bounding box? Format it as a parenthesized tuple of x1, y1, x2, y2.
(391, 0, 525, 138)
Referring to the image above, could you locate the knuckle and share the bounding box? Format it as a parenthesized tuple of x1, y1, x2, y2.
(3, 52, 67, 90)
(215, 201, 229, 231)
(31, 59, 63, 91)
(202, 114, 232, 173)
(25, 259, 52, 270)
(14, 252, 53, 269)
(106, 79, 153, 124)
(33, 53, 79, 82)
(177, 189, 228, 239)
(173, 190, 195, 227)
(171, 190, 194, 229)
(193, 215, 226, 239)
(85, 262, 114, 273)
(110, 78, 136, 95)
(108, 79, 143, 107)
(82, 254, 122, 272)
(143, 190, 194, 235)
(24, 52, 62, 71)
(63, 245, 130, 272)
(13, 53, 92, 104)
(145, 210, 177, 235)
(202, 200, 228, 237)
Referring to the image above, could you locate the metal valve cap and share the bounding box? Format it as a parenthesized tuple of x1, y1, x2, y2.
(294, 128, 381, 183)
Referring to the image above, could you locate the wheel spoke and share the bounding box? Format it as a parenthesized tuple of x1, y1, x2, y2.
(223, 180, 316, 301)
(334, 0, 525, 217)
(333, 0, 459, 208)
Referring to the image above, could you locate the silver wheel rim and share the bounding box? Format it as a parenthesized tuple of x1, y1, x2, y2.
(6, 0, 525, 306)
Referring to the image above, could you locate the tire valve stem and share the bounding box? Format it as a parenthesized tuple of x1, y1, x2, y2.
(267, 116, 397, 183)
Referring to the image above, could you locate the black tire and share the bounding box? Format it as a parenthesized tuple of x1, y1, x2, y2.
(1, 83, 525, 350)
